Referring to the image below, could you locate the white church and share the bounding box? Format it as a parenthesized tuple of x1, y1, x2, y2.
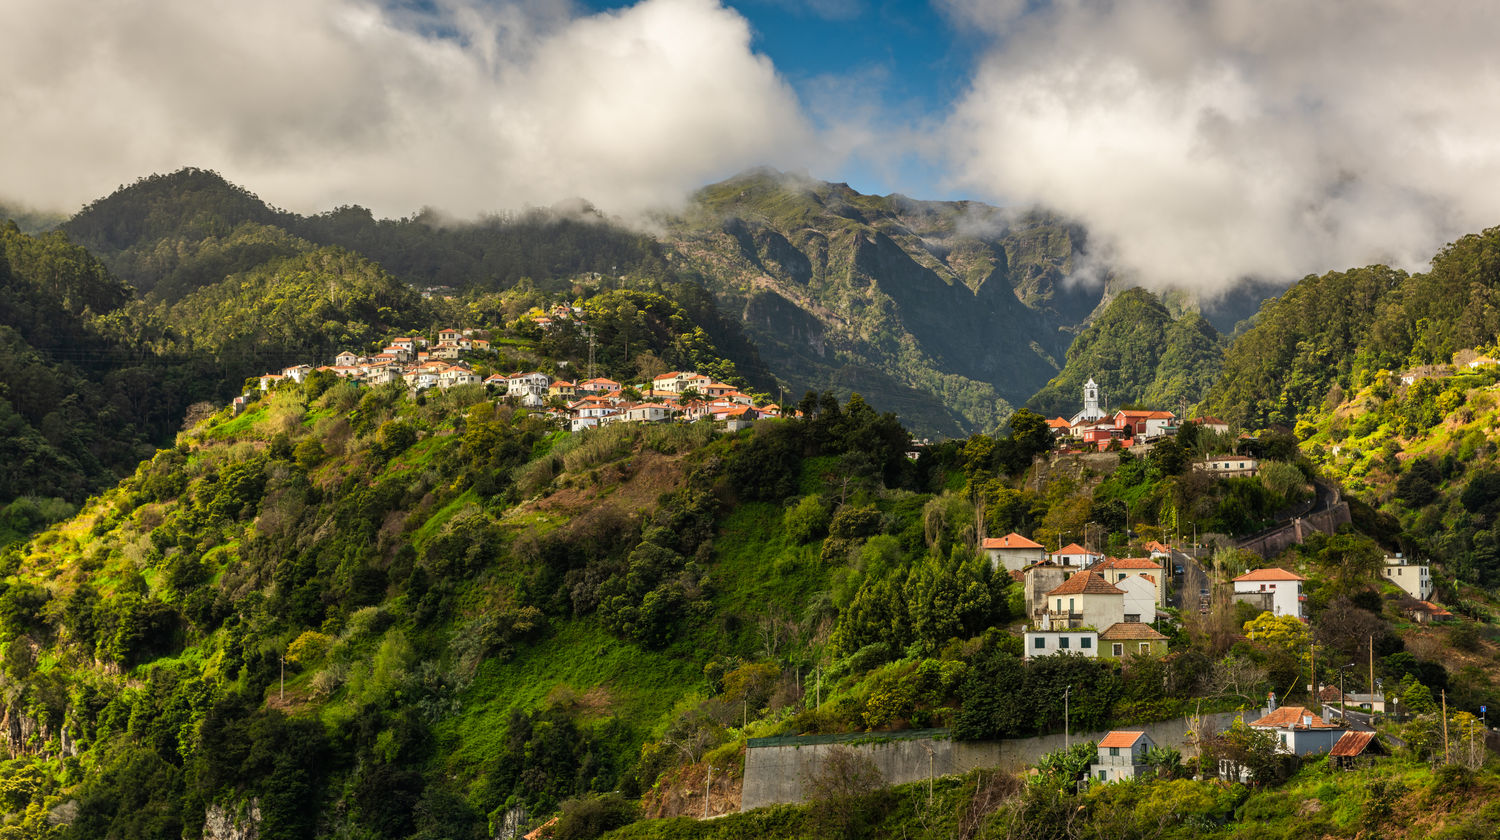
(1069, 378, 1108, 426)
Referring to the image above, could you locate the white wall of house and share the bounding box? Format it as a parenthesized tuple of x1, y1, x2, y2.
(1232, 579, 1302, 618)
(1023, 630, 1099, 660)
(1382, 557, 1433, 600)
(1117, 577, 1157, 623)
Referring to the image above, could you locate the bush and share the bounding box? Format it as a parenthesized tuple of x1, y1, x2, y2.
(783, 495, 830, 544)
(553, 793, 638, 840)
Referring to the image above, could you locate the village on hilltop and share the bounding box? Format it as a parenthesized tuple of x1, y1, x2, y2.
(244, 306, 790, 432)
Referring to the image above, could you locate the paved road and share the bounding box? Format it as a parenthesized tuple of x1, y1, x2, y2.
(1172, 548, 1213, 613)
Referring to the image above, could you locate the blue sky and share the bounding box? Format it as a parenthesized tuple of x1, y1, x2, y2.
(6, 0, 1500, 291)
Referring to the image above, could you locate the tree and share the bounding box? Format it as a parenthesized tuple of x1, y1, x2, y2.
(801, 747, 887, 840)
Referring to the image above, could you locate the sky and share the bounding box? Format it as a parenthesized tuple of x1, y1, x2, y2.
(5, 0, 1500, 293)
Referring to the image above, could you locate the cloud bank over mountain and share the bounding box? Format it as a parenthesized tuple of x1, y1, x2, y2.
(0, 0, 813, 217)
(943, 0, 1500, 292)
(6, 0, 1500, 295)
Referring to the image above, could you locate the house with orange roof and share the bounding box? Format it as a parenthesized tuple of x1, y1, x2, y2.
(1090, 731, 1156, 782)
(1046, 416, 1072, 436)
(1042, 570, 1124, 630)
(623, 403, 672, 423)
(579, 377, 621, 393)
(1249, 705, 1345, 756)
(1095, 557, 1166, 607)
(1232, 568, 1306, 619)
(1052, 543, 1102, 568)
(1113, 409, 1176, 439)
(1194, 416, 1230, 434)
(548, 380, 577, 400)
(1143, 540, 1172, 559)
(982, 532, 1048, 572)
(651, 371, 712, 394)
(1098, 622, 1168, 660)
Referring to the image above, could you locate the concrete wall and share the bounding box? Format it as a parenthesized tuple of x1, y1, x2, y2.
(741, 711, 1249, 811)
(1237, 502, 1351, 558)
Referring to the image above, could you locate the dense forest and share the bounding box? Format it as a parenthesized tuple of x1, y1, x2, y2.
(2, 171, 1500, 839)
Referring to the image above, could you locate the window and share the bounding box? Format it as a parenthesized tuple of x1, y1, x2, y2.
(1124, 614, 1140, 623)
(1059, 637, 1070, 649)
(1034, 636, 1045, 649)
(1113, 643, 1124, 656)
(1081, 637, 1092, 649)
(1139, 643, 1151, 653)
(1109, 747, 1119, 757)
(1068, 598, 1075, 611)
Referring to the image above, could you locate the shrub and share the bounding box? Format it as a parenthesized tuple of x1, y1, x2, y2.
(553, 793, 638, 840)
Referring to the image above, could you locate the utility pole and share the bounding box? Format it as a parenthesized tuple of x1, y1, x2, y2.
(1310, 640, 1318, 712)
(1443, 690, 1451, 764)
(1064, 685, 1072, 750)
(1369, 636, 1376, 720)
(705, 763, 711, 819)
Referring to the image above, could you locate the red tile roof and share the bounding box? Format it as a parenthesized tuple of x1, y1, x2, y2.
(1250, 706, 1342, 730)
(1046, 569, 1124, 597)
(1098, 730, 1148, 749)
(982, 533, 1044, 550)
(1099, 622, 1167, 641)
(1055, 543, 1094, 555)
(1144, 540, 1171, 553)
(1046, 417, 1072, 429)
(1097, 557, 1161, 570)
(1234, 568, 1305, 582)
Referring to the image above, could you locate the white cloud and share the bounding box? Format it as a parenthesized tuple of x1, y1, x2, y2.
(945, 0, 1500, 293)
(0, 0, 815, 218)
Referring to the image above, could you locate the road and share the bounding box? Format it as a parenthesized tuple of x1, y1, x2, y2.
(1171, 547, 1213, 613)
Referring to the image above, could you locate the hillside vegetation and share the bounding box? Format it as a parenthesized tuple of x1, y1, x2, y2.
(1027, 287, 1224, 419)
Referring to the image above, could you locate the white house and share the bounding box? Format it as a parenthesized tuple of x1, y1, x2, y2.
(335, 350, 362, 367)
(651, 371, 712, 394)
(1197, 456, 1260, 477)
(1052, 543, 1102, 568)
(1381, 555, 1433, 601)
(1022, 628, 1099, 660)
(1090, 731, 1155, 783)
(1232, 568, 1306, 619)
(1249, 705, 1346, 756)
(506, 372, 552, 399)
(1043, 570, 1124, 630)
(982, 533, 1048, 572)
(282, 364, 312, 383)
(624, 403, 671, 423)
(1095, 557, 1166, 607)
(1115, 575, 1159, 624)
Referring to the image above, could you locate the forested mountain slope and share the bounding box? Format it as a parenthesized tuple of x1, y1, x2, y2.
(1204, 226, 1500, 429)
(1026, 287, 1223, 418)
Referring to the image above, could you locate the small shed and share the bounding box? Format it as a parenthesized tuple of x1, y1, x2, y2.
(1328, 731, 1385, 770)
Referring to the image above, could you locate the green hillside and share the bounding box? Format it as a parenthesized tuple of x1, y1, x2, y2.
(1026, 287, 1223, 419)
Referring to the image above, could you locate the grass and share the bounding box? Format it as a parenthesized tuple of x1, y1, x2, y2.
(438, 620, 701, 772)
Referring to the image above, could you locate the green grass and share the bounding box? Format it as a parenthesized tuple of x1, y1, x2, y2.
(438, 620, 701, 771)
(207, 406, 267, 440)
(703, 502, 826, 654)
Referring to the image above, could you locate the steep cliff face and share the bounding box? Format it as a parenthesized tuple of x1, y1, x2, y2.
(667, 170, 1097, 436)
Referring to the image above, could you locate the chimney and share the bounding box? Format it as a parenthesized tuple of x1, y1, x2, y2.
(1302, 715, 1312, 728)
